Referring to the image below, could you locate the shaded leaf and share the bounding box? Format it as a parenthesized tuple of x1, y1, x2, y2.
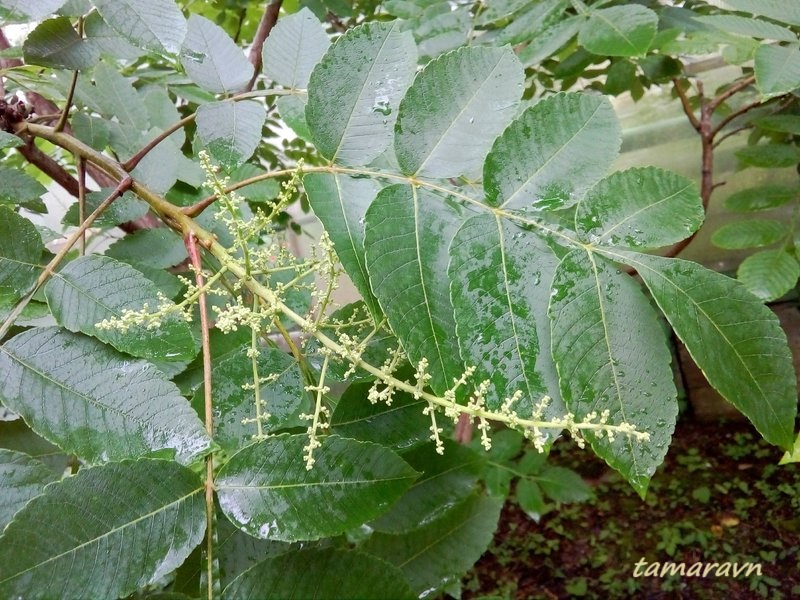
(304, 173, 382, 318)
(736, 142, 800, 167)
(306, 21, 416, 165)
(549, 250, 677, 496)
(737, 249, 800, 301)
(364, 185, 468, 395)
(192, 346, 303, 453)
(222, 548, 416, 600)
(0, 459, 204, 600)
(518, 16, 582, 67)
(263, 7, 330, 89)
(711, 219, 789, 249)
(276, 95, 312, 140)
(484, 93, 621, 210)
(724, 184, 797, 211)
(494, 0, 568, 46)
(196, 100, 266, 169)
(44, 255, 198, 361)
(330, 382, 430, 450)
(0, 0, 68, 23)
(719, 0, 800, 28)
(0, 208, 42, 299)
(361, 493, 502, 596)
(612, 251, 797, 449)
(755, 44, 800, 99)
(181, 14, 253, 94)
(754, 115, 800, 135)
(576, 167, 704, 248)
(0, 449, 59, 530)
(23, 17, 98, 69)
(93, 0, 186, 54)
(0, 327, 211, 464)
(0, 131, 21, 149)
(579, 5, 657, 57)
(216, 434, 417, 541)
(62, 188, 149, 227)
(537, 465, 592, 503)
(83, 10, 144, 60)
(394, 46, 523, 179)
(106, 228, 188, 269)
(0, 419, 69, 474)
(449, 214, 564, 422)
(694, 15, 797, 43)
(516, 479, 546, 517)
(371, 441, 484, 534)
(71, 112, 111, 150)
(0, 167, 47, 211)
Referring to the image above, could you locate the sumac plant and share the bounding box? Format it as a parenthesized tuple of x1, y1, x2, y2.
(0, 2, 797, 599)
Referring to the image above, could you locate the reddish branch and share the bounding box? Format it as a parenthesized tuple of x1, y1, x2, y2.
(245, 0, 284, 91)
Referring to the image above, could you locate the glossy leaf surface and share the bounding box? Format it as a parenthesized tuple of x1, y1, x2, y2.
(549, 250, 677, 496)
(394, 46, 523, 179)
(0, 328, 211, 464)
(44, 255, 198, 362)
(0, 459, 204, 600)
(614, 252, 797, 449)
(216, 434, 417, 541)
(484, 93, 621, 210)
(576, 167, 703, 248)
(364, 185, 468, 394)
(306, 21, 416, 165)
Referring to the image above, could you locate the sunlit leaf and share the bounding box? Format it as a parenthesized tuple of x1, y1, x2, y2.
(216, 434, 417, 541)
(0, 459, 204, 600)
(0, 327, 211, 464)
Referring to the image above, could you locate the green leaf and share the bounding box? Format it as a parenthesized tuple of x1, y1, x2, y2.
(449, 214, 564, 421)
(44, 255, 198, 362)
(414, 4, 470, 61)
(0, 167, 47, 211)
(361, 493, 503, 596)
(83, 10, 144, 60)
(192, 346, 303, 453)
(81, 62, 149, 127)
(276, 95, 312, 140)
(736, 142, 800, 167)
(719, 0, 800, 28)
(196, 100, 266, 169)
(181, 14, 253, 93)
(306, 21, 417, 165)
(0, 459, 204, 600)
(604, 59, 637, 95)
(0, 327, 211, 464)
(371, 441, 484, 534)
(754, 115, 800, 135)
(216, 434, 418, 541)
(612, 252, 797, 449)
(263, 7, 330, 88)
(0, 0, 68, 23)
(537, 465, 592, 503)
(93, 0, 187, 54)
(693, 15, 797, 43)
(737, 249, 800, 301)
(518, 16, 582, 67)
(106, 228, 188, 269)
(576, 167, 704, 248)
(0, 131, 21, 149)
(71, 112, 111, 150)
(516, 479, 546, 517)
(330, 382, 430, 450)
(779, 432, 800, 464)
(0, 449, 59, 530)
(724, 184, 797, 211)
(579, 6, 657, 57)
(711, 219, 789, 249)
(0, 208, 43, 298)
(0, 419, 69, 474)
(394, 46, 523, 179)
(304, 173, 382, 318)
(62, 188, 149, 227)
(494, 0, 568, 46)
(549, 250, 677, 496)
(222, 548, 416, 600)
(227, 163, 280, 203)
(755, 44, 800, 99)
(364, 185, 468, 394)
(484, 93, 621, 210)
(23, 17, 99, 69)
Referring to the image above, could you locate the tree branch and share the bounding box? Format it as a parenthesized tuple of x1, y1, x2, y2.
(707, 74, 756, 112)
(711, 100, 762, 139)
(245, 0, 283, 92)
(672, 78, 701, 132)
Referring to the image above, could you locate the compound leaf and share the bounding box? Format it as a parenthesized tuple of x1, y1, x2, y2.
(196, 100, 266, 169)
(262, 7, 330, 89)
(0, 449, 59, 531)
(181, 14, 253, 94)
(0, 207, 43, 299)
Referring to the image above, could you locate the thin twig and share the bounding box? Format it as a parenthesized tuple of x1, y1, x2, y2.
(672, 78, 701, 131)
(245, 0, 284, 92)
(77, 158, 86, 255)
(185, 232, 217, 600)
(707, 74, 756, 112)
(54, 70, 78, 133)
(711, 100, 762, 138)
(0, 177, 132, 340)
(122, 114, 196, 172)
